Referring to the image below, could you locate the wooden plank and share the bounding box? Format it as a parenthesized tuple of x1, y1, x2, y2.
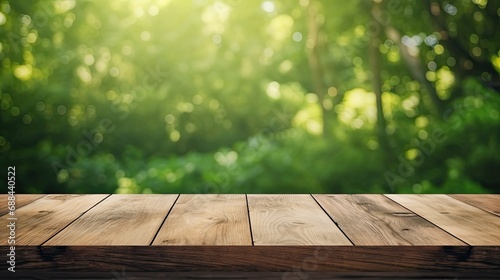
(45, 194, 178, 246)
(313, 194, 466, 245)
(1, 194, 500, 273)
(0, 194, 45, 216)
(450, 194, 500, 217)
(247, 195, 352, 245)
(386, 194, 500, 246)
(4, 271, 500, 280)
(152, 194, 251, 245)
(13, 245, 500, 272)
(0, 194, 107, 246)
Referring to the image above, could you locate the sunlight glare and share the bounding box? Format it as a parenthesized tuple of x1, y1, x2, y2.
(262, 1, 275, 13)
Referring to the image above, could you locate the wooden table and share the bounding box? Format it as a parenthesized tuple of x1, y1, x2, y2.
(1, 194, 499, 279)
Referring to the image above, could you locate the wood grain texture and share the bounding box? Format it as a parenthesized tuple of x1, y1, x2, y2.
(450, 194, 500, 217)
(386, 194, 500, 245)
(153, 194, 251, 245)
(3, 271, 500, 280)
(247, 195, 352, 245)
(1, 194, 500, 273)
(45, 194, 178, 246)
(9, 245, 500, 272)
(0, 194, 107, 246)
(313, 194, 466, 245)
(0, 194, 45, 216)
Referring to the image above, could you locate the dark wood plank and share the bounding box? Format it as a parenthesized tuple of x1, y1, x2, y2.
(247, 195, 352, 245)
(450, 194, 500, 217)
(0, 194, 107, 246)
(10, 245, 500, 272)
(153, 194, 251, 245)
(313, 194, 466, 245)
(386, 194, 500, 245)
(3, 271, 500, 280)
(45, 194, 178, 246)
(0, 194, 45, 216)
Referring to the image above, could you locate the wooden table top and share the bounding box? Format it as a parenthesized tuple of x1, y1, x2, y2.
(1, 194, 499, 274)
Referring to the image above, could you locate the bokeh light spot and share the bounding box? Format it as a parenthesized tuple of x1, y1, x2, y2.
(36, 101, 45, 111)
(109, 67, 119, 77)
(262, 1, 275, 13)
(292, 32, 302, 42)
(57, 105, 67, 115)
(165, 114, 175, 124)
(22, 114, 32, 124)
(10, 106, 20, 116)
(140, 31, 151, 41)
(148, 5, 159, 16)
(170, 130, 181, 142)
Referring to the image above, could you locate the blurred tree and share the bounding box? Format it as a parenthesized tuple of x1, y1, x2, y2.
(0, 0, 498, 194)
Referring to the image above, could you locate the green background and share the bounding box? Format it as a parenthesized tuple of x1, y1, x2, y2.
(1, 0, 499, 194)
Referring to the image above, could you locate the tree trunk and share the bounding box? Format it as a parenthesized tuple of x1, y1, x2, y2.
(306, 1, 329, 137)
(369, 2, 391, 161)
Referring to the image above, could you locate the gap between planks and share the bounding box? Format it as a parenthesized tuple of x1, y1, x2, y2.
(149, 194, 180, 246)
(245, 194, 255, 246)
(313, 194, 466, 246)
(42, 194, 112, 246)
(7, 194, 499, 247)
(152, 194, 251, 245)
(449, 194, 500, 217)
(247, 194, 352, 245)
(0, 194, 111, 246)
(45, 195, 178, 246)
(385, 194, 500, 246)
(0, 194, 46, 216)
(309, 194, 355, 245)
(383, 194, 472, 246)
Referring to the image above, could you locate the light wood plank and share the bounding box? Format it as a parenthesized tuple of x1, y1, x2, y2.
(0, 194, 45, 216)
(386, 194, 500, 245)
(0, 194, 107, 246)
(44, 194, 178, 246)
(247, 195, 352, 245)
(313, 194, 466, 245)
(450, 195, 500, 217)
(153, 194, 251, 245)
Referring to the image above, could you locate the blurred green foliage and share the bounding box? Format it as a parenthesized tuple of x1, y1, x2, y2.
(0, 0, 499, 194)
